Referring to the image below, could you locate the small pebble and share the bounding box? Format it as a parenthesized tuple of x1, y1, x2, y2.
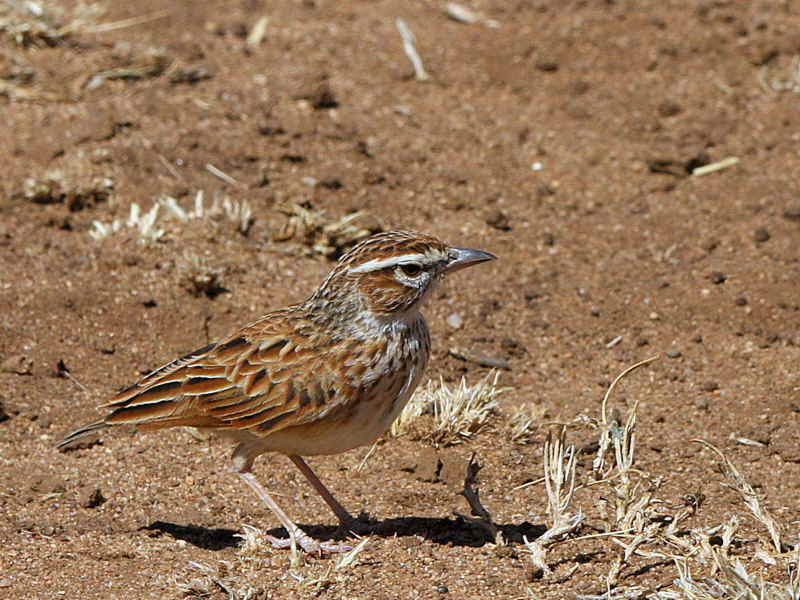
(657, 100, 682, 117)
(709, 271, 727, 284)
(535, 59, 558, 72)
(666, 350, 681, 358)
(485, 209, 512, 231)
(735, 297, 748, 306)
(753, 228, 770, 242)
(446, 313, 463, 329)
(783, 205, 800, 221)
(436, 585, 449, 594)
(695, 397, 710, 410)
(700, 381, 719, 392)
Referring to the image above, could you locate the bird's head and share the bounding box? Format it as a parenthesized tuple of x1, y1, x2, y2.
(313, 231, 496, 317)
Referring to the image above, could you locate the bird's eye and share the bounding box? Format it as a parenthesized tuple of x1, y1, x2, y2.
(398, 263, 423, 277)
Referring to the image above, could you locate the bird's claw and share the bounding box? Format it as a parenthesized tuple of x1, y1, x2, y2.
(265, 533, 353, 555)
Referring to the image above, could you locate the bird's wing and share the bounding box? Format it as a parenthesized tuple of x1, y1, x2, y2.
(93, 309, 368, 438)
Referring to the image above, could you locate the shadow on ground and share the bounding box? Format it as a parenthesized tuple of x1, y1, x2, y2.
(142, 516, 546, 551)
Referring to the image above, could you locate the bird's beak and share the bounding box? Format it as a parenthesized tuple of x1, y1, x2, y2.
(444, 247, 497, 274)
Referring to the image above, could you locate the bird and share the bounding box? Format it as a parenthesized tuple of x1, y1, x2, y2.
(58, 230, 496, 554)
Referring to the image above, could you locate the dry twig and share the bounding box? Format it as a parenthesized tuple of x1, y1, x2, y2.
(454, 454, 500, 543)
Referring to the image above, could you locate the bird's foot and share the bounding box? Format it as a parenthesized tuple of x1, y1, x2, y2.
(265, 532, 353, 555)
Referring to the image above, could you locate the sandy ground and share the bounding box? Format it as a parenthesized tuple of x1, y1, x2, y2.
(1, 1, 800, 598)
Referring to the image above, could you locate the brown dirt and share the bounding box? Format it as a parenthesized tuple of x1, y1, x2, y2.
(2, 1, 800, 598)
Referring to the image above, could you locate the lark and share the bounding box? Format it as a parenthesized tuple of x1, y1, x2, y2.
(59, 230, 496, 553)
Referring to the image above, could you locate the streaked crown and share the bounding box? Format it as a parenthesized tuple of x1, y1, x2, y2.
(311, 231, 495, 316)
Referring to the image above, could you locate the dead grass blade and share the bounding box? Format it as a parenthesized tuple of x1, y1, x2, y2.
(692, 439, 783, 554)
(79, 9, 170, 34)
(593, 355, 658, 478)
(522, 428, 583, 578)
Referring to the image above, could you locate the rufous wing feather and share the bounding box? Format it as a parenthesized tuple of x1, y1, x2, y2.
(62, 312, 351, 443)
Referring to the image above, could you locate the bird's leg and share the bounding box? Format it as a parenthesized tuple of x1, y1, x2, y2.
(288, 455, 354, 524)
(288, 455, 370, 535)
(236, 471, 352, 554)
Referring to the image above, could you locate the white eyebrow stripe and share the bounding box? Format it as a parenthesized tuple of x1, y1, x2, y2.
(348, 253, 427, 274)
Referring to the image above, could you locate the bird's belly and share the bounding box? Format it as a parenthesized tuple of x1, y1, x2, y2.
(237, 360, 425, 457)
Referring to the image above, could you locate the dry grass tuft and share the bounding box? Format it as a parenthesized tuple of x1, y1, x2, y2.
(176, 560, 262, 600)
(235, 524, 269, 556)
(19, 172, 114, 211)
(654, 548, 800, 600)
(90, 192, 253, 244)
(177, 253, 226, 298)
(300, 538, 371, 591)
(391, 371, 507, 446)
(543, 355, 800, 599)
(90, 202, 163, 244)
(0, 2, 168, 51)
(0, 1, 103, 48)
(272, 202, 381, 259)
(758, 55, 800, 94)
(177, 528, 371, 595)
(161, 191, 253, 236)
(693, 439, 784, 554)
(522, 428, 583, 579)
(507, 403, 546, 443)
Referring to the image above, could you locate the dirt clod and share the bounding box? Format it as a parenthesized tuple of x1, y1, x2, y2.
(1, 354, 33, 375)
(408, 447, 442, 483)
(709, 271, 727, 284)
(438, 454, 466, 490)
(0, 399, 11, 422)
(657, 100, 683, 117)
(485, 210, 512, 231)
(772, 433, 800, 463)
(78, 487, 107, 509)
(27, 475, 66, 496)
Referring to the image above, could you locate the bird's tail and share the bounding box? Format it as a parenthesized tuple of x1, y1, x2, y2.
(56, 420, 110, 450)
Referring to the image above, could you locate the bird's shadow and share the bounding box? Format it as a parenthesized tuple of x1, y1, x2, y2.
(141, 516, 546, 551)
